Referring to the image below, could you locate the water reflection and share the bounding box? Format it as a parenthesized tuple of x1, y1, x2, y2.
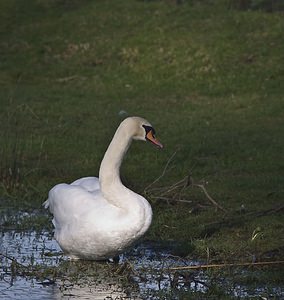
(0, 231, 283, 299)
(0, 231, 200, 299)
(0, 231, 136, 299)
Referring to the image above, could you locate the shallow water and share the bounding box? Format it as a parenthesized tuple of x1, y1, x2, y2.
(0, 231, 200, 299)
(0, 230, 283, 299)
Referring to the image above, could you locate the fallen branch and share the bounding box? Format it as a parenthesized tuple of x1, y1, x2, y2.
(159, 176, 188, 197)
(194, 183, 227, 213)
(144, 150, 178, 194)
(151, 196, 192, 204)
(254, 203, 284, 216)
(0, 252, 56, 284)
(144, 151, 227, 212)
(169, 260, 284, 271)
(0, 252, 27, 269)
(56, 75, 86, 83)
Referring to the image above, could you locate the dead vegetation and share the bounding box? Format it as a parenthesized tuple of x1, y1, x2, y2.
(144, 151, 227, 213)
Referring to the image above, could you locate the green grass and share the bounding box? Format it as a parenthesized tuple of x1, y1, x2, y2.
(0, 0, 284, 273)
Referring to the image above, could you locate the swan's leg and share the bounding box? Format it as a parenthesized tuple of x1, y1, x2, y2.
(108, 255, 120, 263)
(68, 255, 81, 261)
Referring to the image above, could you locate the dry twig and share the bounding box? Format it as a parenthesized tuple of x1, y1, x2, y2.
(194, 183, 227, 212)
(0, 252, 27, 269)
(144, 150, 178, 194)
(169, 260, 284, 271)
(145, 151, 227, 212)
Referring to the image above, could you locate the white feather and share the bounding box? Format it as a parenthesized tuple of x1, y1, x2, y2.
(44, 117, 159, 260)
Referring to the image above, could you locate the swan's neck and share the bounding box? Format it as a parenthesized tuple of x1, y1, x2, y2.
(99, 124, 132, 208)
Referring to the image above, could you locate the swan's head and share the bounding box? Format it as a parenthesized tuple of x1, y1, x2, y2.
(122, 117, 163, 149)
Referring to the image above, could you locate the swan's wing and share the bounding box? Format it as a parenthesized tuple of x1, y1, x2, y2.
(43, 177, 100, 209)
(45, 183, 105, 228)
(70, 176, 100, 192)
(44, 183, 120, 237)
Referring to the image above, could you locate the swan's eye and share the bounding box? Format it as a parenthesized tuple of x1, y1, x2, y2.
(142, 124, 163, 149)
(142, 125, 155, 137)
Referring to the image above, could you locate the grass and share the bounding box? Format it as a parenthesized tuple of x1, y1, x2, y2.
(0, 0, 284, 297)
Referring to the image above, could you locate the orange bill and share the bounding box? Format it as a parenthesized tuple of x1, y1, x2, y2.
(146, 130, 163, 149)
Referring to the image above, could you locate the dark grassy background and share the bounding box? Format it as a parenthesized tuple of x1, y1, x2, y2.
(0, 0, 283, 265)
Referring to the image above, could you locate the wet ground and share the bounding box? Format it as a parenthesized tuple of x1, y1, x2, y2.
(1, 228, 283, 299)
(0, 230, 199, 299)
(0, 211, 283, 299)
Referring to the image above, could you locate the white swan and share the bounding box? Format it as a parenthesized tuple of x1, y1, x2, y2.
(44, 117, 163, 260)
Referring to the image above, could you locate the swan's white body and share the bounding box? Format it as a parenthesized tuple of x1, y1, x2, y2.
(44, 117, 162, 260)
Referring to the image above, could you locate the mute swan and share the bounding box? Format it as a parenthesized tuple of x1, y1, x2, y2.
(44, 117, 163, 260)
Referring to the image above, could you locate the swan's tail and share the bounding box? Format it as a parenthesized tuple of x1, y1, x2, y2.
(43, 199, 49, 209)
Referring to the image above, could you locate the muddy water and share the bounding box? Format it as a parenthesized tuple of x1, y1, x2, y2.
(0, 230, 283, 299)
